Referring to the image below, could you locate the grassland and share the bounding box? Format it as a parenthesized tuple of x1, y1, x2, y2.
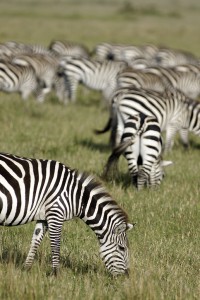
(0, 1, 199, 299)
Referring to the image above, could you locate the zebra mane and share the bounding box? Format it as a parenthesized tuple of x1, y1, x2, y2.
(76, 170, 129, 223)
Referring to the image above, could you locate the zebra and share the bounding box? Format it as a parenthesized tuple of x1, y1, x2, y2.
(91, 42, 125, 61)
(92, 42, 158, 62)
(142, 66, 200, 100)
(0, 60, 46, 101)
(151, 47, 199, 67)
(173, 63, 200, 77)
(12, 52, 68, 102)
(58, 57, 127, 104)
(103, 113, 172, 190)
(0, 152, 134, 276)
(0, 41, 50, 59)
(49, 40, 90, 58)
(116, 67, 167, 93)
(95, 87, 200, 152)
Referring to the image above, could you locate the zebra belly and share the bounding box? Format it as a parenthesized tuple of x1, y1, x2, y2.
(0, 196, 46, 226)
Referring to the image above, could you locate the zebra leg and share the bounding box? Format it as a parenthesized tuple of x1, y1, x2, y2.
(179, 128, 189, 149)
(25, 220, 48, 269)
(165, 125, 178, 152)
(47, 218, 63, 276)
(137, 168, 149, 190)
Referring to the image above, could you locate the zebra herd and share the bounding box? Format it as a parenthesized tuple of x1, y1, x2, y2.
(0, 39, 200, 276)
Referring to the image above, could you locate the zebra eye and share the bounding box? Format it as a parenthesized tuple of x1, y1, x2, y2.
(118, 245, 125, 252)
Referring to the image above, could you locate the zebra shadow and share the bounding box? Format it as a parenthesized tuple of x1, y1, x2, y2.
(0, 248, 27, 268)
(188, 140, 200, 150)
(100, 169, 132, 190)
(60, 255, 99, 275)
(77, 138, 111, 153)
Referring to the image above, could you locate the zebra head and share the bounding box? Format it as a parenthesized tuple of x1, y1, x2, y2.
(99, 222, 134, 276)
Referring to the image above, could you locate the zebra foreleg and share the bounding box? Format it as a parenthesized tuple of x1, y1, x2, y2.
(179, 128, 189, 149)
(24, 220, 48, 269)
(164, 124, 179, 152)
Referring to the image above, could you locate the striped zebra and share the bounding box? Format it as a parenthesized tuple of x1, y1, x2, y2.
(152, 47, 199, 67)
(95, 87, 200, 152)
(12, 52, 68, 102)
(0, 41, 50, 59)
(173, 63, 200, 77)
(58, 57, 127, 104)
(142, 66, 200, 99)
(103, 114, 172, 189)
(92, 42, 158, 62)
(0, 152, 134, 276)
(116, 67, 167, 93)
(49, 40, 90, 58)
(12, 53, 58, 94)
(91, 42, 125, 61)
(0, 60, 45, 101)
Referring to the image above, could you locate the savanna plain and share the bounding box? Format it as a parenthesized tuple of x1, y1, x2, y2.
(0, 0, 199, 299)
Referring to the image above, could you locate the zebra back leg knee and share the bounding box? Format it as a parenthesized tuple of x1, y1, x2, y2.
(25, 221, 48, 269)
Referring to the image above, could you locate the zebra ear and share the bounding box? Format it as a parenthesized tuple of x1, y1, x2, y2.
(161, 160, 173, 167)
(114, 223, 127, 235)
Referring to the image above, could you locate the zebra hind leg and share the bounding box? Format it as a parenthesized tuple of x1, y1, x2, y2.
(47, 218, 63, 276)
(137, 169, 148, 190)
(24, 220, 48, 270)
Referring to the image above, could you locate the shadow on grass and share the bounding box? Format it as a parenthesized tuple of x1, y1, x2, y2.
(188, 140, 200, 150)
(100, 169, 132, 190)
(0, 248, 27, 268)
(77, 138, 111, 153)
(0, 248, 100, 276)
(60, 255, 99, 275)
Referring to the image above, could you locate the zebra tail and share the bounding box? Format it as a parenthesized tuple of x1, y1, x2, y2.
(102, 139, 133, 179)
(94, 116, 112, 135)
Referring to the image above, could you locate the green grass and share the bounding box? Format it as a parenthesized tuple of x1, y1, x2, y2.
(0, 1, 199, 299)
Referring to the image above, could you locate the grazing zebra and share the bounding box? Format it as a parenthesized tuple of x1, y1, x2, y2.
(0, 60, 45, 101)
(142, 66, 200, 99)
(116, 67, 167, 93)
(95, 87, 200, 152)
(152, 47, 199, 67)
(91, 42, 125, 61)
(12, 53, 58, 94)
(0, 152, 134, 276)
(12, 52, 68, 102)
(0, 41, 50, 59)
(58, 57, 127, 104)
(103, 114, 172, 189)
(49, 40, 90, 58)
(173, 63, 200, 77)
(92, 42, 158, 62)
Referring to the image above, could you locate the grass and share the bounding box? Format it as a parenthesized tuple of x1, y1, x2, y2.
(0, 1, 199, 299)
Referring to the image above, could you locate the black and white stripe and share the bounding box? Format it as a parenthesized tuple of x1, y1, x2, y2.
(116, 68, 167, 93)
(0, 60, 45, 101)
(0, 152, 134, 276)
(49, 40, 90, 58)
(12, 53, 61, 101)
(142, 66, 200, 99)
(58, 57, 127, 104)
(96, 87, 200, 152)
(151, 47, 199, 67)
(103, 114, 172, 189)
(92, 42, 158, 62)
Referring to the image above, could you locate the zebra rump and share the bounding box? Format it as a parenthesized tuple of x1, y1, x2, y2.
(103, 114, 172, 190)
